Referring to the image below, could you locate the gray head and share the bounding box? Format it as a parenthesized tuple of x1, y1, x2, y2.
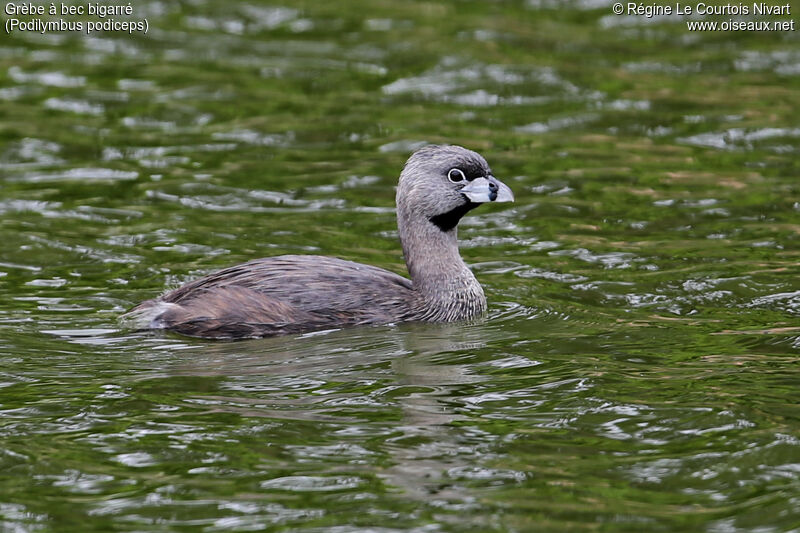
(396, 145, 514, 232)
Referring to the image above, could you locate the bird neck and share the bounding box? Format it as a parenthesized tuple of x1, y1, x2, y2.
(397, 209, 486, 319)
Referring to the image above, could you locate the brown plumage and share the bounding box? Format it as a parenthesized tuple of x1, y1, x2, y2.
(122, 145, 514, 339)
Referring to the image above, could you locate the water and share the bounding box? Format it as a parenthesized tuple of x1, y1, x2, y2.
(1, 1, 799, 531)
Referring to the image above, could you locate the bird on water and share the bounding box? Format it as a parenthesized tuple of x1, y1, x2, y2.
(123, 145, 514, 339)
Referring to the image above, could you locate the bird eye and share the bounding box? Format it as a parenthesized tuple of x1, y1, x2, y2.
(447, 168, 466, 183)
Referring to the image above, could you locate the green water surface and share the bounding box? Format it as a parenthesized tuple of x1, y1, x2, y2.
(1, 1, 799, 531)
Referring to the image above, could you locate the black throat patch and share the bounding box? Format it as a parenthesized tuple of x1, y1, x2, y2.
(429, 200, 479, 232)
